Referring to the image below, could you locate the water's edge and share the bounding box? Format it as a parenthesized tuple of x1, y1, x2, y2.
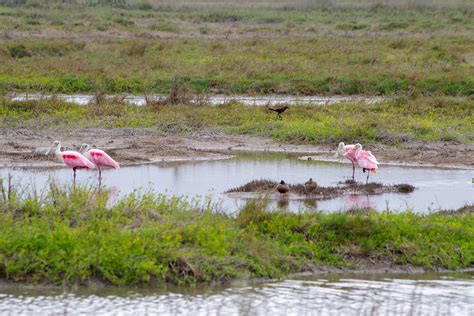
(1, 266, 473, 291)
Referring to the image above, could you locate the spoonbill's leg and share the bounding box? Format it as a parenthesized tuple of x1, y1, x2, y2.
(366, 172, 370, 184)
(98, 174, 102, 191)
(98, 166, 102, 180)
(73, 167, 77, 186)
(352, 162, 355, 180)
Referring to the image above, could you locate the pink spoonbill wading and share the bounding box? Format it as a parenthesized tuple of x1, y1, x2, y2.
(354, 143, 379, 184)
(335, 142, 358, 180)
(45, 140, 95, 184)
(79, 143, 120, 179)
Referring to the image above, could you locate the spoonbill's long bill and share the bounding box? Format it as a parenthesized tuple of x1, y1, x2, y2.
(354, 143, 379, 184)
(79, 143, 120, 179)
(46, 141, 95, 183)
(336, 142, 358, 180)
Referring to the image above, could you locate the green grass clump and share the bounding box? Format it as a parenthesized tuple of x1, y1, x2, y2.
(0, 183, 472, 286)
(1, 97, 472, 144)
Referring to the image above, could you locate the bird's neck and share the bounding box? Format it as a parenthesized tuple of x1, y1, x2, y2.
(54, 144, 62, 160)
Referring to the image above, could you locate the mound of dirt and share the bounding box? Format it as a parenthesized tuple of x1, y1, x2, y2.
(225, 179, 277, 193)
(340, 180, 415, 194)
(226, 178, 416, 199)
(433, 204, 474, 216)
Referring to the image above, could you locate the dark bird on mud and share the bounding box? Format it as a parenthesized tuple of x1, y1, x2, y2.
(305, 178, 317, 193)
(276, 180, 290, 194)
(268, 105, 289, 119)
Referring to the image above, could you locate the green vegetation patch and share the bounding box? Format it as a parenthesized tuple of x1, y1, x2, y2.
(1, 97, 472, 144)
(0, 36, 473, 96)
(0, 1, 473, 38)
(0, 183, 472, 286)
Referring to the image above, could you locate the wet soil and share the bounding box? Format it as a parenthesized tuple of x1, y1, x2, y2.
(0, 127, 473, 169)
(225, 179, 415, 200)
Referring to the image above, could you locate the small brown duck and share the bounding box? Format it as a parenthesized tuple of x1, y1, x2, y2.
(276, 180, 290, 194)
(305, 178, 317, 193)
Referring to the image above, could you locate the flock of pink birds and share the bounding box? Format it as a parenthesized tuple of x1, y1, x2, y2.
(45, 140, 119, 183)
(45, 140, 379, 184)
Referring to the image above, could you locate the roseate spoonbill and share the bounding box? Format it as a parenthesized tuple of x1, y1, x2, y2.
(335, 142, 358, 180)
(276, 180, 289, 194)
(45, 141, 95, 183)
(354, 143, 379, 184)
(79, 143, 120, 179)
(305, 178, 317, 193)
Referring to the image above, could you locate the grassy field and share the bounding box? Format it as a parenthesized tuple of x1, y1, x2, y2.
(0, 37, 472, 95)
(0, 182, 472, 285)
(1, 1, 473, 39)
(1, 97, 473, 144)
(0, 1, 473, 95)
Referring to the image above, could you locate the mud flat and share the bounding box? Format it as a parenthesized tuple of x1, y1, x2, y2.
(1, 127, 473, 170)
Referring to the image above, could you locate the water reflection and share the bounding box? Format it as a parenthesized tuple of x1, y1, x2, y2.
(303, 198, 318, 209)
(1, 153, 473, 213)
(344, 194, 375, 210)
(276, 196, 289, 208)
(0, 273, 472, 315)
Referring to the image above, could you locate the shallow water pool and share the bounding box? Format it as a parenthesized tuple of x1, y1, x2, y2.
(1, 153, 472, 213)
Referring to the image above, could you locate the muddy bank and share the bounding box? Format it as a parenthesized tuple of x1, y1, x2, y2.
(0, 261, 471, 290)
(434, 204, 474, 216)
(225, 179, 415, 200)
(0, 127, 473, 169)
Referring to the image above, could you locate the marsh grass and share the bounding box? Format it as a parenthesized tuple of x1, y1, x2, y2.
(0, 36, 472, 96)
(1, 1, 473, 38)
(1, 96, 472, 144)
(0, 180, 472, 286)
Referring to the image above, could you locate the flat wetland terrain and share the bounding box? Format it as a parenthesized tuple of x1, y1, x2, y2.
(1, 97, 472, 168)
(0, 0, 473, 95)
(0, 0, 473, 288)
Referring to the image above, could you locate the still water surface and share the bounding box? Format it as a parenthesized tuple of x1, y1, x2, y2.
(0, 273, 472, 315)
(1, 154, 472, 213)
(9, 93, 383, 106)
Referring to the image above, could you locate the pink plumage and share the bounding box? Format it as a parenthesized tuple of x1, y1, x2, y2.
(344, 145, 358, 163)
(356, 150, 379, 172)
(337, 142, 358, 180)
(87, 149, 120, 170)
(46, 141, 95, 184)
(61, 151, 95, 169)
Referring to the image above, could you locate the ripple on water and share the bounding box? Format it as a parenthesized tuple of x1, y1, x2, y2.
(0, 274, 473, 315)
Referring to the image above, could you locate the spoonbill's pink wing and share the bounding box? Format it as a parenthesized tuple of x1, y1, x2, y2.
(364, 151, 379, 165)
(356, 150, 378, 170)
(89, 149, 120, 169)
(61, 151, 95, 169)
